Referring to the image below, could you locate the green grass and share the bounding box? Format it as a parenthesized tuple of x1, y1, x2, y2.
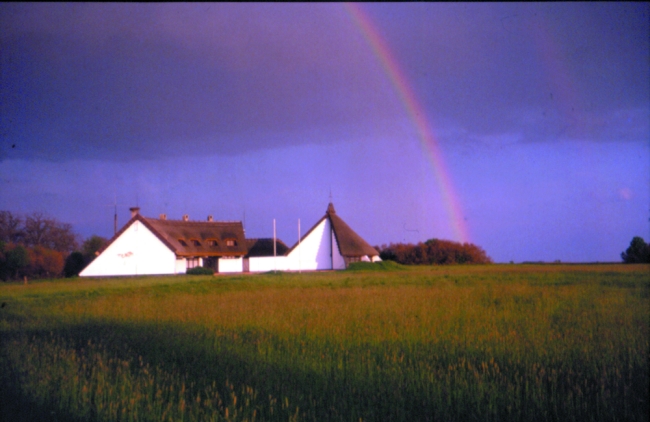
(346, 260, 409, 271)
(0, 264, 648, 421)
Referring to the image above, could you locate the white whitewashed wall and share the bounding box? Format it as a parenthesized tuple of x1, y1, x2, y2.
(331, 227, 346, 270)
(218, 257, 243, 273)
(175, 258, 187, 273)
(285, 218, 344, 270)
(80, 220, 177, 277)
(248, 256, 288, 272)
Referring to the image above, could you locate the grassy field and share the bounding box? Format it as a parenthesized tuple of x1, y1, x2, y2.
(0, 264, 648, 421)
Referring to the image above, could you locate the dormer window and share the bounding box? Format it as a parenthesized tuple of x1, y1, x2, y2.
(226, 239, 237, 247)
(192, 239, 201, 246)
(178, 239, 188, 246)
(208, 239, 218, 247)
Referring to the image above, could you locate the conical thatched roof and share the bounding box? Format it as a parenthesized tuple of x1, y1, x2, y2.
(288, 203, 378, 258)
(326, 203, 379, 258)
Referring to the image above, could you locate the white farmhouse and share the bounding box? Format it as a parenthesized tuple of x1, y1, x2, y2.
(80, 207, 247, 276)
(80, 203, 379, 277)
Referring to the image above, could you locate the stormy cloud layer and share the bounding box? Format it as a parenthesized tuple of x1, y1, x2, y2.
(0, 3, 648, 263)
(2, 3, 647, 162)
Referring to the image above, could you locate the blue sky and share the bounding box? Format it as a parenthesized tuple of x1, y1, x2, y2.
(1, 3, 648, 263)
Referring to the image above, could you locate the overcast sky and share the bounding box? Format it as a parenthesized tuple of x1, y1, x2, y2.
(1, 2, 648, 263)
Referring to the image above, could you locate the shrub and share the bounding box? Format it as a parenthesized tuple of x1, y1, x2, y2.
(186, 266, 214, 275)
(378, 239, 492, 265)
(63, 252, 86, 277)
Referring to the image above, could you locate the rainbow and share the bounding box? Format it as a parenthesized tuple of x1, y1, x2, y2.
(344, 3, 470, 243)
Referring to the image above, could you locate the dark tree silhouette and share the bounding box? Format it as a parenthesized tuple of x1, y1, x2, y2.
(0, 211, 23, 244)
(0, 243, 30, 281)
(621, 236, 650, 263)
(64, 251, 86, 277)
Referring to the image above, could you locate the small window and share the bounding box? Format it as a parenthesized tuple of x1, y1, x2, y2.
(186, 257, 200, 269)
(192, 239, 201, 246)
(178, 239, 188, 246)
(226, 239, 237, 247)
(208, 240, 218, 247)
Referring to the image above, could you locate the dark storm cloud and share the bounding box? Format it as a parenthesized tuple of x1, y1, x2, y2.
(366, 2, 649, 143)
(0, 3, 398, 162)
(1, 3, 648, 163)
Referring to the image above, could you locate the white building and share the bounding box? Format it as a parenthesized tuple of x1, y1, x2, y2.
(283, 202, 381, 271)
(80, 203, 379, 277)
(80, 208, 247, 276)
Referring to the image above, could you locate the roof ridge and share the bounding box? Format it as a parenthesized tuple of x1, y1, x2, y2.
(144, 217, 242, 224)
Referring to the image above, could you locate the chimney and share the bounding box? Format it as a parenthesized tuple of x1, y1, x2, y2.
(182, 214, 189, 222)
(159, 214, 167, 220)
(207, 215, 213, 222)
(130, 207, 140, 218)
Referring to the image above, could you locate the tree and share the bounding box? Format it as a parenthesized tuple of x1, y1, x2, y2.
(27, 246, 64, 278)
(63, 235, 109, 277)
(621, 236, 650, 263)
(23, 212, 78, 253)
(0, 211, 81, 280)
(81, 235, 108, 263)
(0, 211, 23, 244)
(64, 252, 86, 278)
(0, 243, 30, 281)
(1, 210, 79, 253)
(378, 239, 492, 265)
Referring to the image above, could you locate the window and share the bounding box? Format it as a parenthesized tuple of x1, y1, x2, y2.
(186, 257, 201, 269)
(178, 239, 188, 246)
(207, 239, 218, 247)
(226, 239, 237, 247)
(192, 239, 201, 246)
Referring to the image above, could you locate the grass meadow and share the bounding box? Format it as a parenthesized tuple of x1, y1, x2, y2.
(0, 264, 648, 421)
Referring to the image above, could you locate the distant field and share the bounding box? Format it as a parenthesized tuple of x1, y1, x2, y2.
(1, 264, 648, 421)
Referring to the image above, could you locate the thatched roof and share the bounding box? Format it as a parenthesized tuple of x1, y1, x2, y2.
(326, 203, 379, 257)
(144, 217, 247, 257)
(245, 238, 289, 257)
(99, 214, 247, 257)
(288, 203, 379, 258)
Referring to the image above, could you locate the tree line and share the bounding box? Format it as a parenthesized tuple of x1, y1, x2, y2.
(376, 238, 493, 265)
(0, 211, 107, 281)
